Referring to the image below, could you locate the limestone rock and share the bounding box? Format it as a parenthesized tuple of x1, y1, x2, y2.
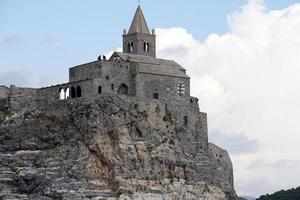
(0, 95, 238, 199)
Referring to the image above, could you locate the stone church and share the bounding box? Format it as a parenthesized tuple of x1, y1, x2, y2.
(1, 5, 203, 148)
(61, 5, 190, 102)
(2, 6, 200, 128)
(1, 6, 193, 107)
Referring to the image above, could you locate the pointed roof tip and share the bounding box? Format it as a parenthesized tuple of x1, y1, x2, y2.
(128, 5, 150, 34)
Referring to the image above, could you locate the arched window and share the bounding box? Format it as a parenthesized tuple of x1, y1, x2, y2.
(177, 81, 185, 95)
(144, 42, 149, 52)
(184, 116, 188, 126)
(130, 42, 134, 52)
(65, 88, 70, 99)
(117, 84, 129, 95)
(76, 86, 81, 98)
(71, 86, 76, 98)
(98, 86, 102, 94)
(59, 88, 65, 100)
(127, 42, 134, 52)
(127, 42, 131, 52)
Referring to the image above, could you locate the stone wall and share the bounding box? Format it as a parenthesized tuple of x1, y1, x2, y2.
(68, 55, 190, 102)
(165, 95, 209, 156)
(38, 79, 94, 101)
(91, 60, 135, 96)
(0, 86, 9, 99)
(69, 61, 102, 82)
(8, 85, 38, 110)
(135, 72, 190, 101)
(123, 32, 156, 58)
(69, 59, 136, 96)
(7, 79, 96, 111)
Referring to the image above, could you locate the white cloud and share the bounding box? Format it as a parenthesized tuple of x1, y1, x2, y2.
(0, 34, 23, 45)
(156, 0, 300, 197)
(105, 47, 122, 58)
(210, 131, 259, 155)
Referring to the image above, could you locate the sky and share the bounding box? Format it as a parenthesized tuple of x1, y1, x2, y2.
(1, 0, 300, 197)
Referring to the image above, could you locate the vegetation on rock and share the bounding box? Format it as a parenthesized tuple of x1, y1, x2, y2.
(257, 187, 300, 200)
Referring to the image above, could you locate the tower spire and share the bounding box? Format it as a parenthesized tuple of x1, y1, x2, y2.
(128, 5, 150, 34)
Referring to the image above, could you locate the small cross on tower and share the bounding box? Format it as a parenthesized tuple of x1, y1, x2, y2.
(138, 0, 141, 6)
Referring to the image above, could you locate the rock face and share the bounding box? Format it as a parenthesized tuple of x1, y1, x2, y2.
(0, 94, 238, 200)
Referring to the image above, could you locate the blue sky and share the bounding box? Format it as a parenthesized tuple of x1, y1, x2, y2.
(2, 0, 300, 198)
(0, 0, 298, 87)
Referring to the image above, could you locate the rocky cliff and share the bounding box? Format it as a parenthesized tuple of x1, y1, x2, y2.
(0, 94, 238, 200)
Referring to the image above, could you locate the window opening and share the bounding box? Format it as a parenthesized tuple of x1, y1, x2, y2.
(153, 93, 159, 99)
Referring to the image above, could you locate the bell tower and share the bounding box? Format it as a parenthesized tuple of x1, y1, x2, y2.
(123, 6, 156, 58)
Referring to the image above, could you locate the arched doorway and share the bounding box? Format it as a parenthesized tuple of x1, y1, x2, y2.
(59, 88, 65, 100)
(117, 84, 128, 95)
(65, 88, 70, 99)
(70, 86, 76, 98)
(76, 86, 81, 97)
